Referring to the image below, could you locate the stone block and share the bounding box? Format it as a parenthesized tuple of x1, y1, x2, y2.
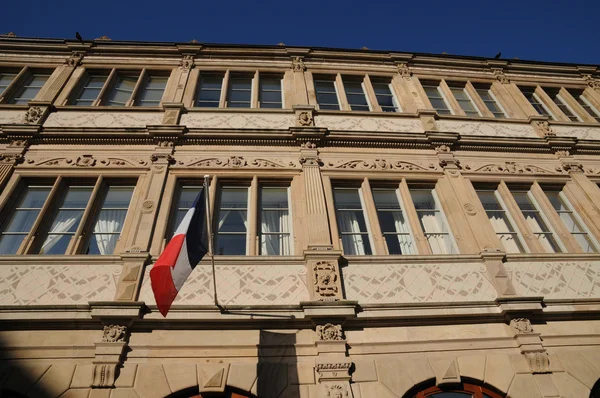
(508, 354, 530, 374)
(458, 355, 485, 381)
(71, 364, 94, 388)
(507, 374, 542, 398)
(110, 389, 140, 398)
(89, 390, 111, 398)
(4, 364, 50, 395)
(580, 348, 600, 373)
(533, 373, 559, 397)
(551, 371, 591, 398)
(399, 357, 434, 387)
(28, 364, 75, 398)
(228, 363, 259, 391)
(288, 362, 314, 385)
(279, 384, 310, 398)
(163, 363, 197, 392)
(198, 363, 229, 394)
(429, 357, 460, 385)
(115, 363, 137, 388)
(556, 351, 599, 389)
(60, 390, 91, 398)
(352, 359, 377, 383)
(484, 354, 514, 394)
(359, 381, 397, 398)
(134, 364, 171, 398)
(376, 358, 414, 397)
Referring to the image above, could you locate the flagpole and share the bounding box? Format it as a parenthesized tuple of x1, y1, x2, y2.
(204, 175, 219, 307)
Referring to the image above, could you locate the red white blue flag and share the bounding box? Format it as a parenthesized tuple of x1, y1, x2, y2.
(150, 188, 208, 317)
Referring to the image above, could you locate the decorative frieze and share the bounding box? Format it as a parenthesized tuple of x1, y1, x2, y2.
(26, 154, 148, 168)
(316, 323, 343, 341)
(180, 155, 294, 168)
(465, 161, 561, 175)
(326, 159, 437, 171)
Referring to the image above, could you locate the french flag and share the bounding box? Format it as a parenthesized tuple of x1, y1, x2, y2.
(150, 188, 208, 317)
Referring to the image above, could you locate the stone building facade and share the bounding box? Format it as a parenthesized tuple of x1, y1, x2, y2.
(0, 34, 600, 398)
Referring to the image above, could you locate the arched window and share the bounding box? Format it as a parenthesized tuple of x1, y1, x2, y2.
(413, 383, 504, 398)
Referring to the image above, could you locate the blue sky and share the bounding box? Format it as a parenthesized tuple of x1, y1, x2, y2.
(3, 0, 599, 65)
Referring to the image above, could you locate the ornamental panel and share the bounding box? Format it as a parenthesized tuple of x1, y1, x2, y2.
(343, 262, 497, 303)
(139, 263, 309, 306)
(437, 120, 538, 138)
(0, 110, 26, 125)
(315, 115, 423, 133)
(44, 112, 163, 128)
(180, 112, 295, 129)
(504, 261, 600, 299)
(0, 263, 121, 305)
(551, 125, 600, 140)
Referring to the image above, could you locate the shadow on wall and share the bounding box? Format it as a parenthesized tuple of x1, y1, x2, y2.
(256, 330, 299, 398)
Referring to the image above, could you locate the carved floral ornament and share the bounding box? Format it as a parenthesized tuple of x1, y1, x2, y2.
(299, 156, 322, 167)
(180, 155, 295, 168)
(534, 120, 555, 137)
(179, 55, 195, 70)
(583, 74, 600, 90)
(291, 56, 306, 72)
(102, 325, 127, 343)
(316, 323, 343, 341)
(492, 68, 510, 84)
(0, 153, 23, 164)
(467, 161, 560, 175)
(26, 154, 148, 167)
(313, 261, 339, 298)
(396, 62, 412, 79)
(326, 384, 349, 398)
(327, 159, 438, 171)
(510, 318, 534, 334)
(23, 106, 44, 124)
(297, 111, 314, 126)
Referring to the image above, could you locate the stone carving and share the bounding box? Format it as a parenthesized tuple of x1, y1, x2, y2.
(343, 262, 497, 303)
(551, 125, 599, 140)
(471, 161, 557, 174)
(436, 120, 538, 138)
(583, 74, 600, 90)
(23, 106, 44, 124)
(44, 111, 163, 128)
(315, 115, 423, 133)
(492, 68, 509, 84)
(28, 155, 147, 168)
(328, 159, 437, 171)
(95, 35, 112, 41)
(0, 153, 23, 164)
(505, 261, 600, 299)
(534, 120, 555, 137)
(179, 55, 195, 70)
(180, 112, 295, 129)
(435, 144, 451, 153)
(300, 141, 317, 149)
(562, 162, 584, 173)
(297, 111, 314, 126)
(316, 323, 343, 341)
(150, 153, 175, 163)
(142, 200, 155, 211)
(139, 263, 309, 306)
(291, 56, 306, 72)
(156, 140, 174, 148)
(524, 352, 551, 374)
(185, 156, 288, 168)
(316, 363, 352, 371)
(555, 150, 570, 157)
(313, 261, 339, 298)
(0, 263, 121, 305)
(73, 155, 96, 167)
(397, 62, 412, 79)
(299, 156, 323, 167)
(102, 325, 127, 343)
(92, 363, 117, 388)
(325, 384, 349, 398)
(65, 52, 84, 67)
(510, 318, 534, 334)
(9, 139, 28, 148)
(463, 202, 477, 215)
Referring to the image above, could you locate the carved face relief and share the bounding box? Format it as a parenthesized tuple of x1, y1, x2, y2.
(297, 111, 314, 126)
(102, 324, 127, 343)
(316, 323, 343, 341)
(326, 384, 348, 398)
(313, 261, 339, 298)
(510, 318, 534, 334)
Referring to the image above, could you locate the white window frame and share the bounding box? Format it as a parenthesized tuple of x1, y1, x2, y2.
(314, 76, 342, 111)
(555, 92, 583, 122)
(490, 189, 528, 253)
(525, 189, 567, 253)
(450, 85, 482, 117)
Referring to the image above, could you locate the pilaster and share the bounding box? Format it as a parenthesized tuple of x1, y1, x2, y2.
(289, 56, 309, 106)
(313, 323, 354, 398)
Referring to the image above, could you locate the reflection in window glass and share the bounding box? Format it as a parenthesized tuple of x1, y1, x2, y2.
(259, 76, 283, 108)
(544, 190, 597, 252)
(520, 87, 555, 119)
(315, 78, 340, 110)
(107, 74, 139, 106)
(135, 75, 167, 106)
(260, 187, 290, 255)
(422, 82, 451, 114)
(215, 187, 248, 255)
(0, 186, 51, 254)
(511, 190, 561, 253)
(86, 186, 134, 255)
(39, 187, 93, 255)
(74, 74, 108, 106)
(372, 188, 414, 254)
(172, 185, 203, 235)
(334, 188, 371, 255)
(196, 74, 224, 107)
(343, 78, 369, 111)
(10, 74, 50, 104)
(476, 190, 524, 253)
(372, 80, 400, 112)
(0, 73, 17, 95)
(449, 85, 480, 117)
(227, 74, 252, 108)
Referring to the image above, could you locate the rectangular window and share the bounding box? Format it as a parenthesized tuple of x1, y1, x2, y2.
(476, 190, 524, 253)
(422, 81, 451, 115)
(227, 74, 252, 108)
(449, 84, 481, 117)
(10, 73, 50, 104)
(569, 89, 600, 122)
(196, 73, 224, 107)
(260, 187, 291, 255)
(106, 73, 139, 106)
(410, 188, 457, 254)
(0, 72, 17, 96)
(314, 77, 340, 110)
(544, 189, 598, 252)
(0, 181, 134, 255)
(73, 74, 109, 106)
(545, 88, 581, 122)
(171, 185, 203, 232)
(134, 75, 167, 107)
(520, 87, 555, 119)
(0, 186, 51, 254)
(259, 75, 283, 108)
(474, 84, 507, 118)
(511, 189, 561, 253)
(371, 79, 400, 112)
(333, 187, 372, 255)
(372, 188, 414, 254)
(215, 187, 248, 255)
(343, 77, 370, 111)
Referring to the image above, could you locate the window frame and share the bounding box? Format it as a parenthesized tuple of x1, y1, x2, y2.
(314, 74, 342, 111)
(473, 83, 509, 118)
(331, 184, 375, 256)
(421, 80, 453, 115)
(0, 67, 52, 105)
(519, 86, 557, 120)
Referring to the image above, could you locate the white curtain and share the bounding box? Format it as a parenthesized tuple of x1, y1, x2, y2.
(93, 210, 126, 255)
(418, 210, 452, 255)
(338, 212, 365, 255)
(40, 211, 81, 254)
(218, 210, 248, 230)
(523, 213, 557, 253)
(392, 212, 414, 255)
(261, 210, 290, 255)
(487, 211, 521, 253)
